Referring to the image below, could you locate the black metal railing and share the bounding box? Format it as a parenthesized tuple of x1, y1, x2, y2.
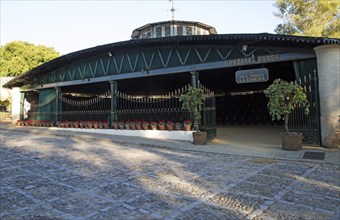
(289, 71, 321, 145)
(59, 91, 111, 121)
(115, 84, 192, 123)
(22, 83, 216, 136)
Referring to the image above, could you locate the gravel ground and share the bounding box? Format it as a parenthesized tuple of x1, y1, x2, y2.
(0, 128, 339, 219)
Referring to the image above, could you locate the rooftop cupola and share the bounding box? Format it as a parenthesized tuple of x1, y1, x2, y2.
(131, 20, 217, 39)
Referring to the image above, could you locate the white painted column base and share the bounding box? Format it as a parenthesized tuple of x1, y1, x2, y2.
(314, 45, 340, 148)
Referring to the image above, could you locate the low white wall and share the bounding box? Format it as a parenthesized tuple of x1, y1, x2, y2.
(49, 127, 194, 142)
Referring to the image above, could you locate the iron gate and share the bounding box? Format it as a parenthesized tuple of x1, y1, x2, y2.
(200, 85, 217, 139)
(115, 84, 191, 123)
(290, 61, 321, 146)
(28, 83, 216, 135)
(115, 83, 216, 136)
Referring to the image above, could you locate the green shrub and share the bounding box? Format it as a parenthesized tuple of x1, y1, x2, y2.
(264, 79, 309, 132)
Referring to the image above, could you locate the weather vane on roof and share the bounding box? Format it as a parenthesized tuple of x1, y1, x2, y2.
(169, 0, 176, 20)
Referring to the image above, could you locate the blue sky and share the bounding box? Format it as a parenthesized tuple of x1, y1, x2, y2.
(1, 0, 280, 55)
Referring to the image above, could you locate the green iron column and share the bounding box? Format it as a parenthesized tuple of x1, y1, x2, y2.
(190, 71, 199, 88)
(19, 92, 25, 121)
(110, 81, 118, 126)
(190, 71, 201, 130)
(55, 87, 60, 124)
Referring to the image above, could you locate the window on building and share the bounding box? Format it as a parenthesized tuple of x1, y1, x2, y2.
(156, 26, 162, 38)
(146, 31, 151, 38)
(177, 25, 183, 36)
(186, 26, 192, 35)
(165, 25, 171, 37)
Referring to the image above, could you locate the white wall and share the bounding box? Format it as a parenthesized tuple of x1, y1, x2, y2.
(0, 77, 14, 104)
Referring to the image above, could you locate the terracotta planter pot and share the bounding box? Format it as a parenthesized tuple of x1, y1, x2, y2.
(151, 125, 157, 130)
(119, 125, 125, 129)
(130, 125, 136, 130)
(175, 125, 181, 131)
(136, 124, 142, 130)
(142, 124, 149, 130)
(184, 125, 191, 131)
(193, 132, 207, 145)
(159, 125, 165, 130)
(113, 124, 119, 129)
(167, 125, 173, 131)
(280, 132, 303, 151)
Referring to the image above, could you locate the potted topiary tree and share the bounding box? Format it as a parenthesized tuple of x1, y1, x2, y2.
(180, 86, 207, 145)
(264, 79, 309, 151)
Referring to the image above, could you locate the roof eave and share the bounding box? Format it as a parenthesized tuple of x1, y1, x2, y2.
(4, 33, 339, 88)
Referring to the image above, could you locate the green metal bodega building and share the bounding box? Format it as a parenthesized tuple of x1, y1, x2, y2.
(4, 20, 340, 147)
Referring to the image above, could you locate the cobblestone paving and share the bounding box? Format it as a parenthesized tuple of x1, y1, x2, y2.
(0, 129, 339, 219)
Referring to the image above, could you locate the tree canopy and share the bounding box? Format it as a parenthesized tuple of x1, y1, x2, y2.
(0, 41, 59, 77)
(274, 0, 340, 38)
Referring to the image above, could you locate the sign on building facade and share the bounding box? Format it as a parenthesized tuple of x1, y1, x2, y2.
(235, 68, 269, 84)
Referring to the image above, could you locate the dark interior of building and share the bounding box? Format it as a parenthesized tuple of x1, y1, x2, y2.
(199, 60, 295, 126)
(120, 60, 295, 126)
(58, 60, 295, 126)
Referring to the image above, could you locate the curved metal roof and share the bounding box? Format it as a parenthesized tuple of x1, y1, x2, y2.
(4, 33, 339, 88)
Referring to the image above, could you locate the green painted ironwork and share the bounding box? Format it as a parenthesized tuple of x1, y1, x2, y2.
(115, 84, 192, 124)
(58, 90, 111, 122)
(19, 92, 25, 121)
(200, 84, 216, 139)
(26, 81, 216, 135)
(110, 81, 118, 124)
(290, 59, 321, 145)
(55, 88, 60, 123)
(32, 46, 315, 90)
(37, 89, 57, 121)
